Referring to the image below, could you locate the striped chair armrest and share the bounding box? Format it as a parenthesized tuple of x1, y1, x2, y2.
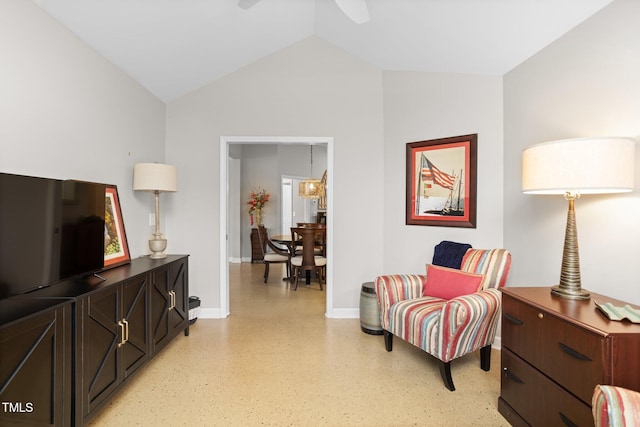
(593, 385, 640, 427)
(375, 274, 426, 330)
(436, 288, 502, 363)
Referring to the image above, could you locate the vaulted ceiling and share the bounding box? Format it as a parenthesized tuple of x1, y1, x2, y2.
(33, 0, 613, 102)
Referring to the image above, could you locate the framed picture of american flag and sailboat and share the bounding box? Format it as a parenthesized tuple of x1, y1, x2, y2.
(406, 134, 477, 228)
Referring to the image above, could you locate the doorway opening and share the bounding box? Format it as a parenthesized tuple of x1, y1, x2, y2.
(281, 176, 315, 233)
(219, 136, 334, 318)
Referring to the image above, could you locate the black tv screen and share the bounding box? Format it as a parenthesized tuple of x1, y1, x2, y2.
(0, 173, 63, 298)
(59, 180, 106, 281)
(0, 173, 106, 299)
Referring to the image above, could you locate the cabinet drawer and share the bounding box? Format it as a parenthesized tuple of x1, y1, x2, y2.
(502, 295, 540, 357)
(501, 349, 593, 427)
(503, 295, 605, 404)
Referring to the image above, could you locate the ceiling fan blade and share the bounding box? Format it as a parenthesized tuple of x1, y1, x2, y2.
(334, 0, 370, 24)
(237, 0, 261, 10)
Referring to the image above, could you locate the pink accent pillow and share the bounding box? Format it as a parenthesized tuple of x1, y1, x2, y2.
(423, 264, 484, 299)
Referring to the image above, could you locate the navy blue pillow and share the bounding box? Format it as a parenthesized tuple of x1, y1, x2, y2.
(432, 241, 472, 269)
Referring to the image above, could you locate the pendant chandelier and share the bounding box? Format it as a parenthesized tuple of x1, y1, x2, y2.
(299, 145, 321, 199)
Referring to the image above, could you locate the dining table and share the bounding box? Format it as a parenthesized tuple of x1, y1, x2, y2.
(271, 231, 326, 256)
(270, 234, 296, 253)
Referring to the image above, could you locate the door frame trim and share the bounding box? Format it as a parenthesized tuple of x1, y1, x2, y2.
(219, 136, 334, 317)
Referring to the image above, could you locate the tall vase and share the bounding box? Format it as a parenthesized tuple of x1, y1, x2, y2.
(255, 208, 263, 226)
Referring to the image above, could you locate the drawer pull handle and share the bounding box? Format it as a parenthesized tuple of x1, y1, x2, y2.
(559, 342, 592, 361)
(122, 318, 129, 343)
(503, 367, 525, 384)
(559, 412, 578, 427)
(118, 320, 126, 348)
(168, 290, 175, 311)
(504, 313, 524, 325)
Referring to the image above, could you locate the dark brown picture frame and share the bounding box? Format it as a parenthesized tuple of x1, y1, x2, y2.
(104, 184, 131, 268)
(406, 134, 477, 228)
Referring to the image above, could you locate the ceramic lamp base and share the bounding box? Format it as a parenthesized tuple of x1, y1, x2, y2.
(551, 284, 590, 300)
(149, 235, 167, 259)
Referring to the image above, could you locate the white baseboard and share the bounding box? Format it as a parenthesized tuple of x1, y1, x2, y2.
(492, 336, 502, 351)
(197, 308, 227, 319)
(198, 307, 360, 320)
(326, 308, 359, 319)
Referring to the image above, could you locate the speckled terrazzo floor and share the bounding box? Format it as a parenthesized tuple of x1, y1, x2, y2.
(87, 262, 509, 427)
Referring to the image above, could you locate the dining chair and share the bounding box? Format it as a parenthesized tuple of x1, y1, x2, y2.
(256, 226, 291, 283)
(296, 222, 325, 227)
(290, 226, 327, 290)
(294, 223, 326, 256)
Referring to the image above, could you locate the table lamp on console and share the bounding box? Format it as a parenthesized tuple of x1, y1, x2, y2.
(522, 137, 635, 300)
(133, 162, 177, 259)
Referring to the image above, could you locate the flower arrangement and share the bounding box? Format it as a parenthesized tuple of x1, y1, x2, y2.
(247, 189, 270, 226)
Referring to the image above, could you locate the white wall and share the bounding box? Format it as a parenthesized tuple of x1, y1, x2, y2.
(0, 0, 166, 260)
(165, 37, 385, 314)
(504, 0, 640, 304)
(4, 3, 506, 315)
(382, 71, 505, 274)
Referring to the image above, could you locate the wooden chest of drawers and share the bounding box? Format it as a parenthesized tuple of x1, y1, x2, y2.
(250, 226, 267, 263)
(499, 287, 640, 426)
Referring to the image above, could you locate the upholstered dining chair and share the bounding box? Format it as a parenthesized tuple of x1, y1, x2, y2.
(290, 226, 326, 290)
(256, 226, 291, 284)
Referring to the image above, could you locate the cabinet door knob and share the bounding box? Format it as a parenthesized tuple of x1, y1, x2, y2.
(538, 312, 544, 319)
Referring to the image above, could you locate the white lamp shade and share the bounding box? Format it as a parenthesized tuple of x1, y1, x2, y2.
(133, 163, 177, 192)
(522, 137, 635, 195)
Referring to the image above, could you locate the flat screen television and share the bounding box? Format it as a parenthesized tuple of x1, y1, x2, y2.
(0, 173, 106, 299)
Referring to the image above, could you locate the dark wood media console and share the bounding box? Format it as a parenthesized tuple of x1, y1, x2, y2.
(0, 255, 189, 427)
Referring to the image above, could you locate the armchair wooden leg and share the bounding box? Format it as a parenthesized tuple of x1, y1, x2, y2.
(263, 263, 270, 283)
(293, 267, 299, 291)
(383, 330, 393, 352)
(480, 345, 491, 371)
(439, 361, 455, 391)
(317, 267, 323, 291)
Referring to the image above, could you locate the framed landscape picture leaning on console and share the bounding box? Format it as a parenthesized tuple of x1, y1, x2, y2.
(406, 134, 477, 228)
(104, 184, 131, 268)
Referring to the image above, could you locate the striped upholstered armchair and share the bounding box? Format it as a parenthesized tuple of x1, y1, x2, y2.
(593, 385, 640, 426)
(375, 248, 511, 391)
